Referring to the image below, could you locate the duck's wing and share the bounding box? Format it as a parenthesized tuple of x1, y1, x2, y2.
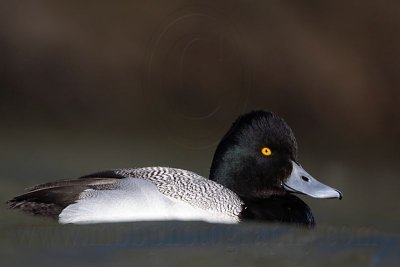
(7, 167, 243, 224)
(109, 167, 243, 218)
(6, 177, 121, 219)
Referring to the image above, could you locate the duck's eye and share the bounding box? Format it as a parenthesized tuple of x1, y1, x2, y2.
(261, 147, 272, 156)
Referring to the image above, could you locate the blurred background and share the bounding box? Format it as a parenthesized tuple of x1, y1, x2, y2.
(1, 0, 399, 266)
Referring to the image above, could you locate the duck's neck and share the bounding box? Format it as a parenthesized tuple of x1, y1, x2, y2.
(239, 194, 316, 228)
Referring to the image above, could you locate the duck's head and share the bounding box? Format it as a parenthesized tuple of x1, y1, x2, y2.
(209, 111, 342, 200)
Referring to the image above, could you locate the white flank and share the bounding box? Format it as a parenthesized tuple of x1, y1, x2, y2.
(59, 178, 239, 224)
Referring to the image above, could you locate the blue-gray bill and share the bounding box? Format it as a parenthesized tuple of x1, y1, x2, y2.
(283, 161, 343, 199)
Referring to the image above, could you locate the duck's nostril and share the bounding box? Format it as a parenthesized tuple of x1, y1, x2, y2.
(301, 176, 310, 182)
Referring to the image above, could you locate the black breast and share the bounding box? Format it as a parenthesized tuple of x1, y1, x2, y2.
(239, 194, 316, 228)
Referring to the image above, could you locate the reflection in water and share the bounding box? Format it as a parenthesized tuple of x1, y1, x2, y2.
(2, 221, 399, 266)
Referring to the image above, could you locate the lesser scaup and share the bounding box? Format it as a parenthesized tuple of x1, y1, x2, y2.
(7, 111, 342, 227)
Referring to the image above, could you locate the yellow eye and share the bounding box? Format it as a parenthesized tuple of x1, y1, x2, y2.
(261, 147, 272, 156)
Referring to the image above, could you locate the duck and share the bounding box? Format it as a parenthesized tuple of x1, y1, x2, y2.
(7, 111, 342, 227)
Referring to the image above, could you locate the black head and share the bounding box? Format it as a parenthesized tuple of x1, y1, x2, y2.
(209, 111, 298, 199)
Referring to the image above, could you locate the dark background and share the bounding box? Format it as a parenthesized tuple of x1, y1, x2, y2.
(1, 0, 399, 242)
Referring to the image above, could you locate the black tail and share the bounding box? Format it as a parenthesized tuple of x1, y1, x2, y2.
(7, 177, 116, 219)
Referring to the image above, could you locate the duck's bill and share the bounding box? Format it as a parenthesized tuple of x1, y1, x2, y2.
(283, 161, 342, 199)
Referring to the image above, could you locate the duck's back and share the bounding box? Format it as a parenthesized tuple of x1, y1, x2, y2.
(8, 167, 243, 224)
